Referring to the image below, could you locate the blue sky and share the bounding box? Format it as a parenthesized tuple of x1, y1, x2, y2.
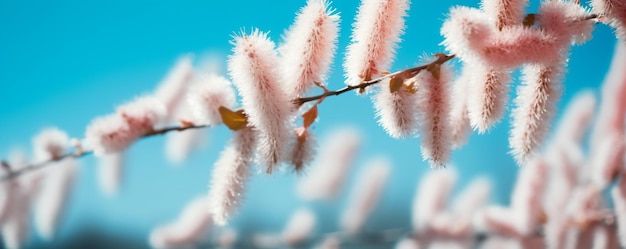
(0, 0, 619, 248)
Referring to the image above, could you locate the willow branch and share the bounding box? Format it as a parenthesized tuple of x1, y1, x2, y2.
(0, 54, 456, 182)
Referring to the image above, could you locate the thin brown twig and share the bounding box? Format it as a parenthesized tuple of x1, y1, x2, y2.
(0, 54, 456, 182)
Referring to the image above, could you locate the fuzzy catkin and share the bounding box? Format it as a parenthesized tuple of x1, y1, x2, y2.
(373, 78, 419, 138)
(206, 128, 257, 225)
(280, 0, 339, 98)
(415, 64, 453, 167)
(228, 30, 291, 173)
(344, 0, 409, 86)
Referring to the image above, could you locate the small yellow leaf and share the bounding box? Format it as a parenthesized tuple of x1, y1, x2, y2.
(219, 106, 248, 131)
(427, 63, 441, 80)
(389, 75, 404, 93)
(523, 14, 536, 27)
(302, 104, 318, 128)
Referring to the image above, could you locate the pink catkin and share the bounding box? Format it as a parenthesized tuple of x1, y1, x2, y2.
(553, 90, 596, 144)
(590, 41, 626, 151)
(287, 128, 316, 173)
(206, 128, 256, 226)
(228, 30, 291, 173)
(149, 196, 212, 249)
(153, 55, 193, 120)
(466, 65, 511, 133)
(441, 7, 493, 65)
(340, 158, 390, 234)
(187, 73, 237, 126)
(589, 133, 625, 188)
(34, 159, 78, 241)
(296, 127, 360, 201)
(97, 152, 124, 196)
(480, 0, 528, 30)
(373, 78, 419, 138)
(413, 168, 457, 230)
(449, 67, 473, 148)
(344, 0, 409, 86)
(509, 63, 562, 164)
(451, 177, 490, 220)
(416, 64, 453, 167)
(1, 186, 31, 249)
(591, 0, 626, 40)
(32, 128, 69, 162)
(612, 175, 626, 248)
(85, 96, 166, 156)
(281, 208, 316, 246)
(280, 0, 339, 98)
(510, 158, 547, 235)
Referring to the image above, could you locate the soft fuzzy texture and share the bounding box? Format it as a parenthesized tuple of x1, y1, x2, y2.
(373, 78, 419, 138)
(228, 30, 291, 173)
(451, 177, 490, 220)
(467, 66, 512, 133)
(149, 196, 212, 249)
(206, 128, 256, 225)
(510, 158, 548, 235)
(281, 208, 316, 246)
(187, 73, 237, 125)
(344, 0, 409, 86)
(97, 152, 124, 196)
(416, 64, 453, 167)
(297, 127, 360, 201)
(1, 185, 31, 249)
(287, 128, 316, 174)
(591, 0, 626, 39)
(480, 0, 528, 30)
(589, 132, 625, 188)
(33, 159, 78, 241)
(85, 96, 166, 156)
(280, 0, 340, 97)
(449, 66, 472, 148)
(413, 168, 457, 230)
(552, 90, 596, 144)
(340, 158, 390, 234)
(509, 63, 562, 164)
(153, 55, 193, 120)
(32, 128, 70, 162)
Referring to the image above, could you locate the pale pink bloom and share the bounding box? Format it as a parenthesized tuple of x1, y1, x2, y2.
(297, 127, 360, 201)
(344, 0, 409, 86)
(480, 0, 528, 30)
(413, 168, 457, 230)
(85, 96, 167, 156)
(544, 217, 569, 249)
(451, 178, 490, 220)
(441, 7, 493, 65)
(480, 236, 544, 249)
(612, 175, 626, 248)
(340, 158, 390, 234)
(97, 152, 124, 196)
(427, 211, 471, 237)
(416, 64, 453, 167)
(33, 159, 78, 240)
(543, 144, 580, 218)
(591, 0, 626, 39)
(449, 67, 472, 148)
(252, 233, 282, 249)
(374, 78, 419, 138)
(509, 64, 562, 164)
(478, 26, 563, 68)
(477, 206, 523, 237)
(427, 241, 467, 249)
(0, 150, 29, 225)
(510, 158, 547, 235)
(1, 185, 31, 249)
(538, 0, 595, 44)
(154, 55, 194, 119)
(216, 228, 237, 248)
(553, 90, 596, 144)
(281, 208, 316, 246)
(32, 127, 70, 162)
(314, 236, 340, 249)
(395, 238, 420, 249)
(466, 66, 511, 133)
(149, 196, 212, 249)
(228, 30, 291, 172)
(589, 132, 625, 188)
(287, 128, 316, 173)
(165, 128, 206, 165)
(187, 73, 237, 125)
(590, 41, 626, 151)
(280, 0, 339, 97)
(207, 128, 257, 225)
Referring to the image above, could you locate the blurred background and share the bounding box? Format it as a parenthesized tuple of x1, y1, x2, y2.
(0, 0, 618, 248)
